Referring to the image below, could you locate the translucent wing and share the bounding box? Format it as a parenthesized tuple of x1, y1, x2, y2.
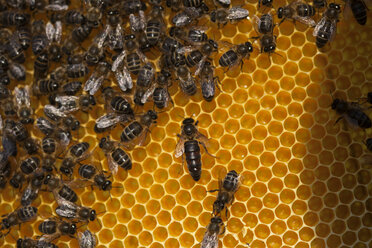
(112, 50, 126, 72)
(201, 231, 219, 248)
(14, 86, 30, 107)
(141, 83, 157, 104)
(201, 80, 216, 100)
(293, 16, 316, 27)
(54, 21, 62, 43)
(78, 230, 97, 248)
(36, 117, 55, 135)
(58, 130, 71, 147)
(175, 136, 186, 158)
(194, 56, 207, 76)
(44, 105, 67, 118)
(216, 0, 231, 6)
(227, 7, 249, 20)
(177, 45, 195, 54)
(130, 10, 146, 32)
(123, 66, 133, 90)
(96, 25, 111, 49)
(38, 233, 61, 243)
(45, 21, 55, 42)
(20, 185, 34, 206)
(195, 129, 210, 145)
(84, 74, 104, 95)
(55, 204, 77, 218)
(55, 96, 79, 113)
(313, 17, 326, 36)
(44, 4, 68, 11)
(96, 113, 123, 129)
(107, 153, 118, 175)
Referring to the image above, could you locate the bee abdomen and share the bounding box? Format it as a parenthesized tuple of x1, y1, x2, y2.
(39, 220, 57, 234)
(185, 140, 201, 181)
(146, 19, 161, 45)
(186, 50, 202, 67)
(78, 164, 96, 179)
(112, 148, 132, 170)
(18, 206, 37, 222)
(126, 53, 141, 75)
(58, 185, 78, 202)
(350, 110, 372, 128)
(121, 122, 143, 142)
(153, 88, 167, 109)
(219, 50, 238, 67)
(351, 0, 367, 25)
(297, 4, 316, 17)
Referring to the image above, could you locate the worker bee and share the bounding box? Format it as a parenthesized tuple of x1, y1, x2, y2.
(9, 171, 25, 190)
(343, 0, 368, 25)
(34, 51, 49, 79)
(52, 94, 96, 114)
(56, 199, 97, 224)
(71, 24, 93, 44)
(313, 3, 341, 48)
(277, 0, 316, 26)
(134, 62, 156, 106)
(161, 36, 184, 53)
(151, 69, 173, 109)
(166, 0, 182, 11)
(84, 61, 111, 95)
(33, 78, 60, 96)
(120, 110, 158, 148)
(78, 163, 112, 191)
(254, 13, 274, 35)
(17, 26, 31, 50)
(14, 86, 34, 124)
(38, 218, 77, 242)
(201, 216, 225, 248)
(210, 6, 249, 26)
(331, 97, 371, 129)
(8, 62, 26, 81)
(0, 55, 10, 85)
(145, 5, 165, 47)
(208, 170, 240, 217)
(59, 142, 91, 177)
(0, 206, 38, 237)
(199, 61, 220, 102)
(36, 117, 71, 147)
(177, 65, 197, 96)
(46, 20, 63, 62)
(45, 175, 79, 203)
(7, 121, 29, 142)
(78, 230, 97, 248)
(111, 50, 135, 92)
(129, 8, 146, 33)
(169, 26, 208, 45)
(175, 118, 214, 181)
(0, 11, 30, 27)
(1, 29, 25, 63)
(20, 171, 51, 206)
(252, 14, 277, 54)
(172, 4, 209, 27)
(218, 41, 253, 69)
(45, 0, 69, 11)
(61, 81, 83, 96)
(99, 136, 132, 174)
(16, 237, 57, 248)
(31, 20, 48, 55)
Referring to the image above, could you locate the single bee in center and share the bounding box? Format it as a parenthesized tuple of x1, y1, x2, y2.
(175, 118, 214, 181)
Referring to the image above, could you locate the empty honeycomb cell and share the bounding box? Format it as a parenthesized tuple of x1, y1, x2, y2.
(292, 143, 306, 158)
(335, 75, 352, 90)
(267, 66, 283, 80)
(283, 231, 298, 246)
(154, 168, 168, 183)
(283, 61, 298, 76)
(128, 220, 143, 235)
(147, 142, 162, 157)
(251, 182, 267, 197)
(331, 219, 347, 235)
(270, 219, 287, 235)
(232, 145, 248, 159)
(253, 126, 268, 140)
(256, 110, 272, 125)
(264, 137, 280, 151)
(265, 80, 280, 94)
(276, 91, 291, 106)
(225, 119, 240, 134)
(336, 205, 351, 219)
(320, 208, 335, 223)
(279, 132, 295, 147)
(288, 47, 302, 61)
(121, 193, 136, 209)
(345, 158, 360, 173)
(288, 102, 303, 117)
(354, 186, 368, 201)
(357, 170, 371, 184)
(260, 95, 276, 110)
(303, 98, 318, 113)
(351, 201, 366, 216)
(272, 106, 288, 121)
(347, 216, 362, 230)
(299, 227, 314, 241)
(308, 196, 323, 211)
(212, 108, 229, 123)
(146, 200, 161, 215)
(312, 181, 327, 196)
(303, 211, 319, 227)
(180, 175, 196, 190)
(316, 223, 331, 238)
(323, 193, 339, 208)
(103, 213, 118, 228)
(275, 147, 291, 162)
(229, 104, 245, 118)
(275, 204, 291, 219)
(258, 209, 275, 224)
(248, 140, 264, 155)
(255, 224, 271, 239)
(342, 231, 357, 246)
(334, 147, 349, 161)
(280, 189, 295, 204)
(256, 167, 272, 182)
(217, 94, 233, 108)
(99, 229, 114, 244)
(299, 58, 314, 72)
(247, 197, 263, 213)
(179, 233, 194, 248)
(342, 174, 357, 189)
(358, 228, 371, 242)
(132, 204, 146, 219)
(138, 231, 153, 246)
(268, 177, 284, 193)
(315, 110, 330, 125)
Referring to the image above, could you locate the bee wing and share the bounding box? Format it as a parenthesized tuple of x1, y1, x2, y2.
(55, 95, 79, 113)
(123, 66, 133, 90)
(201, 79, 216, 100)
(252, 15, 261, 34)
(58, 130, 71, 147)
(39, 233, 61, 243)
(55, 204, 77, 218)
(217, 40, 234, 53)
(107, 153, 118, 175)
(227, 7, 249, 20)
(84, 74, 104, 95)
(195, 130, 211, 146)
(201, 231, 219, 248)
(328, 20, 338, 41)
(313, 17, 326, 36)
(96, 113, 121, 129)
(112, 50, 126, 72)
(194, 56, 207, 76)
(45, 4, 68, 11)
(137, 50, 148, 64)
(14, 86, 31, 107)
(175, 136, 186, 158)
(54, 21, 62, 43)
(78, 230, 97, 248)
(45, 21, 55, 43)
(44, 105, 68, 118)
(141, 83, 157, 104)
(20, 185, 34, 206)
(173, 12, 192, 27)
(177, 45, 195, 54)
(130, 10, 146, 32)
(96, 25, 111, 49)
(294, 16, 316, 27)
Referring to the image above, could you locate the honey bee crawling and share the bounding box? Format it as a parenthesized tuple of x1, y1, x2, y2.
(78, 230, 97, 248)
(201, 216, 225, 248)
(208, 170, 240, 217)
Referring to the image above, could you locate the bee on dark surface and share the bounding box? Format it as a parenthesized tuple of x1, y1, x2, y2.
(45, 20, 63, 62)
(199, 61, 220, 102)
(42, 137, 57, 155)
(52, 94, 96, 114)
(0, 83, 11, 101)
(85, 4, 102, 28)
(0, 206, 38, 237)
(20, 156, 40, 175)
(331, 97, 372, 129)
(71, 24, 93, 44)
(31, 20, 48, 55)
(34, 51, 49, 79)
(57, 10, 86, 25)
(45, 176, 79, 203)
(254, 13, 274, 35)
(99, 136, 132, 174)
(0, 161, 11, 189)
(210, 6, 249, 26)
(313, 3, 341, 48)
(20, 171, 51, 206)
(218, 41, 253, 69)
(14, 86, 34, 124)
(178, 39, 218, 76)
(277, 0, 316, 26)
(201, 216, 225, 248)
(16, 237, 58, 248)
(134, 62, 155, 106)
(84, 61, 110, 95)
(17, 26, 31, 50)
(22, 137, 39, 155)
(59, 142, 91, 177)
(343, 0, 368, 25)
(56, 199, 97, 224)
(177, 65, 197, 96)
(120, 110, 158, 147)
(175, 118, 214, 181)
(252, 14, 277, 55)
(111, 51, 134, 92)
(0, 11, 30, 27)
(9, 171, 25, 190)
(38, 218, 77, 242)
(125, 34, 148, 75)
(84, 29, 109, 66)
(169, 26, 208, 45)
(8, 62, 26, 81)
(2, 30, 26, 64)
(172, 3, 210, 27)
(78, 164, 112, 191)
(208, 170, 240, 217)
(36, 117, 71, 147)
(160, 50, 186, 69)
(145, 5, 165, 47)
(258, 0, 273, 8)
(66, 63, 89, 79)
(151, 69, 173, 109)
(43, 104, 68, 123)
(78, 230, 97, 248)
(61, 81, 83, 96)
(33, 78, 60, 96)
(7, 121, 29, 142)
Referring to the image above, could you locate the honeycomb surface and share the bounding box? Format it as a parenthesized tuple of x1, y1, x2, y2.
(0, 0, 372, 248)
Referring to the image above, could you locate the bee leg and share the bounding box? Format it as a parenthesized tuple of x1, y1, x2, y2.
(207, 189, 220, 193)
(220, 225, 226, 235)
(278, 18, 286, 26)
(335, 116, 343, 125)
(199, 141, 217, 158)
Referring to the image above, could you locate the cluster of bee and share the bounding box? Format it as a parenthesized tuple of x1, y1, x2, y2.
(0, 0, 369, 247)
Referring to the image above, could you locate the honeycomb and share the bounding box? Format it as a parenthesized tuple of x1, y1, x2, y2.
(0, 0, 372, 247)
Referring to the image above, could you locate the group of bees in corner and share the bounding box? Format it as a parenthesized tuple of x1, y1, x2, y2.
(0, 0, 369, 246)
